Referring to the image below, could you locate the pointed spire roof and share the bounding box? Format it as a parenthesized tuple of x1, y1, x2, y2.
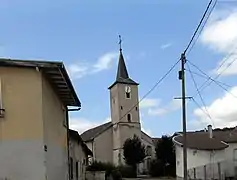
(116, 51, 129, 80)
(108, 50, 138, 89)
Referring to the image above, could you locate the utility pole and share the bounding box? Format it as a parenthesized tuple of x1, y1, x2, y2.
(179, 53, 188, 180)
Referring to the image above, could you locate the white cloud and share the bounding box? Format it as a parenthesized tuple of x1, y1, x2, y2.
(160, 43, 172, 50)
(148, 99, 181, 116)
(67, 52, 118, 79)
(200, 7, 237, 76)
(190, 86, 237, 129)
(69, 116, 111, 134)
(93, 52, 118, 73)
(67, 63, 89, 79)
(139, 98, 160, 109)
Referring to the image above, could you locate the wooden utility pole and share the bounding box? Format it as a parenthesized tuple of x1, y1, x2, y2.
(179, 53, 188, 180)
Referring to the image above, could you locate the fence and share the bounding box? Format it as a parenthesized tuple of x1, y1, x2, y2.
(187, 160, 237, 180)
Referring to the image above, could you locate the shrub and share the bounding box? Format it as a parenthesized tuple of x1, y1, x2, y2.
(117, 165, 136, 178)
(111, 169, 122, 180)
(149, 159, 164, 177)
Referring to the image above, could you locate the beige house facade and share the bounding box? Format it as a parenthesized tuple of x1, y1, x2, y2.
(81, 49, 157, 173)
(0, 59, 81, 180)
(69, 129, 93, 180)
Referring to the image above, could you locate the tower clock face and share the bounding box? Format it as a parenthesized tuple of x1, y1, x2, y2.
(125, 86, 131, 93)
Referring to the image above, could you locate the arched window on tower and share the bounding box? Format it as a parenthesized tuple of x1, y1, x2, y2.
(127, 113, 131, 122)
(126, 92, 131, 99)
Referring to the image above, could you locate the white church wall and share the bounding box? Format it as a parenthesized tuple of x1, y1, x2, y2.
(94, 127, 113, 163)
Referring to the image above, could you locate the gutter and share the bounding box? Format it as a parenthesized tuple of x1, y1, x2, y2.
(172, 135, 183, 147)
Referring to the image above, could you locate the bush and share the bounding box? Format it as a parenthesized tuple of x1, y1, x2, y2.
(86, 161, 138, 179)
(117, 165, 136, 178)
(149, 159, 164, 177)
(111, 169, 122, 180)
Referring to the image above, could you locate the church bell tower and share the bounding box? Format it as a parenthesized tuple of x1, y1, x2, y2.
(108, 36, 141, 165)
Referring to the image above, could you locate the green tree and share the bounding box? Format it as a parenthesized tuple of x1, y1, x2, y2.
(123, 135, 146, 177)
(155, 135, 176, 176)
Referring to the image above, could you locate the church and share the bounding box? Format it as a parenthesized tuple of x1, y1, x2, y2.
(81, 47, 158, 173)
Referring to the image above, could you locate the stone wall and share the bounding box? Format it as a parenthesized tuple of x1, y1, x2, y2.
(85, 171, 105, 180)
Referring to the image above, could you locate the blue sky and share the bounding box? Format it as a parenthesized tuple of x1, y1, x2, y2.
(1, 0, 237, 137)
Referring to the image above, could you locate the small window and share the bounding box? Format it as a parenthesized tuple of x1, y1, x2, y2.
(70, 157, 73, 179)
(127, 114, 131, 122)
(146, 145, 152, 156)
(76, 161, 79, 180)
(135, 107, 138, 111)
(112, 98, 115, 104)
(126, 92, 131, 99)
(121, 106, 123, 110)
(234, 149, 237, 161)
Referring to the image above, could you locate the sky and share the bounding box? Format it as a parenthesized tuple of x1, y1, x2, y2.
(1, 0, 237, 137)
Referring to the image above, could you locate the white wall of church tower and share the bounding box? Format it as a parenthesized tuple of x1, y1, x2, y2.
(110, 82, 141, 165)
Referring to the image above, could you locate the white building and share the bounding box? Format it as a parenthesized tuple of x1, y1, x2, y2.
(80, 48, 158, 173)
(173, 125, 237, 179)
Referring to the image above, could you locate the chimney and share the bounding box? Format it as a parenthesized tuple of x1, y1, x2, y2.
(207, 125, 213, 138)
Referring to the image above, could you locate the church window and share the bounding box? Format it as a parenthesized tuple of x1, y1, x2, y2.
(125, 86, 131, 99)
(126, 92, 131, 99)
(112, 98, 115, 104)
(127, 113, 131, 122)
(135, 107, 138, 111)
(146, 145, 152, 156)
(121, 106, 123, 110)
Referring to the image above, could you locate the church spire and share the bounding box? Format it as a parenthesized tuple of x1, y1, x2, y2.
(108, 35, 139, 89)
(116, 35, 129, 80)
(116, 50, 129, 80)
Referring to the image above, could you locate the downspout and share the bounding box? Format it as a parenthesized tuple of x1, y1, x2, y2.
(66, 107, 81, 180)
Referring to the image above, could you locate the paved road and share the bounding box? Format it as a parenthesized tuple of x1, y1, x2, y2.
(123, 178, 175, 180)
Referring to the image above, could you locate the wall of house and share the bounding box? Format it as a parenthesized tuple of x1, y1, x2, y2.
(94, 127, 113, 163)
(0, 67, 46, 180)
(138, 133, 155, 173)
(42, 74, 68, 180)
(141, 132, 156, 159)
(225, 143, 237, 161)
(69, 139, 87, 180)
(175, 145, 225, 178)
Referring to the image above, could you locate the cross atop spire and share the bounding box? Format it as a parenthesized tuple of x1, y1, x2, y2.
(108, 35, 139, 89)
(118, 35, 122, 52)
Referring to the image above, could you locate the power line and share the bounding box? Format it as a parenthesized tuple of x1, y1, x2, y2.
(184, 0, 214, 54)
(185, 69, 231, 88)
(186, 63, 214, 126)
(196, 52, 237, 94)
(117, 59, 181, 122)
(191, 97, 216, 128)
(186, 0, 217, 55)
(187, 61, 237, 99)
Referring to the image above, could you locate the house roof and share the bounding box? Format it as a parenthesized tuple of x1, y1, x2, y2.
(108, 51, 138, 89)
(69, 129, 93, 156)
(173, 133, 228, 150)
(81, 122, 113, 142)
(81, 121, 157, 145)
(0, 58, 80, 107)
(172, 128, 237, 150)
